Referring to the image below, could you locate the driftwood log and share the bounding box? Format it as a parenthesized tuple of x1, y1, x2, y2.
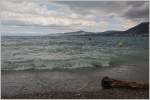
(101, 76, 149, 89)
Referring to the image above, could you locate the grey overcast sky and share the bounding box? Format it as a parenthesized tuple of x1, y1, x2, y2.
(0, 0, 149, 36)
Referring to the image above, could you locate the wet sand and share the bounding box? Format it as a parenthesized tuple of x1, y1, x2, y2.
(1, 66, 149, 99)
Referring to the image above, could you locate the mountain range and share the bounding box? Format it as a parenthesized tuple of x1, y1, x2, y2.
(63, 22, 149, 36)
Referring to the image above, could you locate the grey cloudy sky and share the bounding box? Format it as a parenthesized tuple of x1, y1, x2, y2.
(0, 0, 149, 36)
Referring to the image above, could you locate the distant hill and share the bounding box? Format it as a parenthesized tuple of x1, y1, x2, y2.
(62, 30, 94, 36)
(123, 22, 149, 36)
(95, 22, 149, 36)
(53, 22, 149, 37)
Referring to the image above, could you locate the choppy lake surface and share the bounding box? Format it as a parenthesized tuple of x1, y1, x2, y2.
(1, 35, 148, 70)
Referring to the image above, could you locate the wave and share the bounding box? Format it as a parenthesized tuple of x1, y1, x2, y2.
(1, 56, 126, 71)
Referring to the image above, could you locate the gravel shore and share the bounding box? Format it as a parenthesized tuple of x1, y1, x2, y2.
(2, 67, 149, 99)
(2, 89, 149, 99)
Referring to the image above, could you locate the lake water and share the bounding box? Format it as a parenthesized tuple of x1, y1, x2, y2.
(1, 35, 149, 70)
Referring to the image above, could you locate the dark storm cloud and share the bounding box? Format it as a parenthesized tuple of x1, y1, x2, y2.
(123, 1, 149, 21)
(54, 1, 149, 22)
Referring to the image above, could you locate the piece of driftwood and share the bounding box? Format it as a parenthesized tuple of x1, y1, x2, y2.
(101, 76, 149, 89)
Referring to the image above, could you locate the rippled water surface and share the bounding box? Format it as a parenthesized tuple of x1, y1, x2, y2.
(1, 35, 148, 70)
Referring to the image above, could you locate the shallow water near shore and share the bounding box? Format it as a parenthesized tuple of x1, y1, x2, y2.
(1, 35, 149, 98)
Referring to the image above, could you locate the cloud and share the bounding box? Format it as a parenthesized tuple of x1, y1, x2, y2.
(123, 1, 149, 22)
(55, 1, 148, 19)
(54, 1, 125, 15)
(0, 0, 95, 29)
(0, 0, 149, 35)
(54, 1, 149, 31)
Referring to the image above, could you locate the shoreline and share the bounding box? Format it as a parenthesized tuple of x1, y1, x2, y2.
(2, 66, 149, 99)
